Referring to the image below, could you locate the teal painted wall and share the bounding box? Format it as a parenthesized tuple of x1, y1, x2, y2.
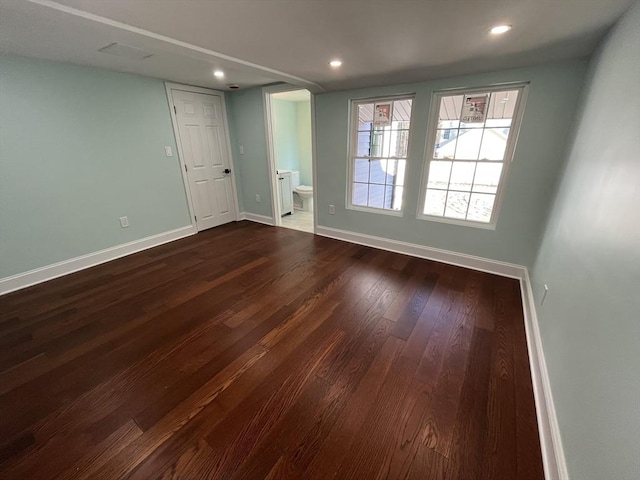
(314, 61, 588, 265)
(272, 98, 299, 172)
(226, 88, 313, 216)
(296, 100, 313, 186)
(531, 3, 640, 479)
(0, 55, 191, 278)
(225, 87, 273, 218)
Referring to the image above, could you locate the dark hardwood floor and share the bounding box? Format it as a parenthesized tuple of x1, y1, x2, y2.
(0, 221, 544, 479)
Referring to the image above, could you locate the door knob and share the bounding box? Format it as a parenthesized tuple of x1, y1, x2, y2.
(223, 168, 231, 174)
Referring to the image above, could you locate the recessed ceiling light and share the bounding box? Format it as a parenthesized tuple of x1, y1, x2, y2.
(490, 25, 512, 35)
(213, 70, 225, 78)
(329, 59, 342, 68)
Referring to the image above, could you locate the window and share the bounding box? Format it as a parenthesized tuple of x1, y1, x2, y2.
(348, 95, 414, 213)
(420, 84, 528, 228)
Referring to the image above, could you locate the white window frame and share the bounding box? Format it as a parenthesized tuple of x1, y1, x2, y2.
(346, 94, 415, 216)
(417, 82, 529, 229)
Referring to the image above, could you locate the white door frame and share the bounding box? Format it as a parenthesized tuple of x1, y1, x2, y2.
(262, 84, 317, 232)
(165, 82, 241, 230)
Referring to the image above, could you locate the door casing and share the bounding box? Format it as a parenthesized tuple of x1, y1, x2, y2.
(263, 84, 317, 232)
(165, 82, 240, 231)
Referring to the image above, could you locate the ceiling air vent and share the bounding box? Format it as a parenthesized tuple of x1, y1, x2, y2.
(98, 43, 154, 60)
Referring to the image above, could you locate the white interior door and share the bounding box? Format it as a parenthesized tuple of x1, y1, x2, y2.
(172, 89, 237, 231)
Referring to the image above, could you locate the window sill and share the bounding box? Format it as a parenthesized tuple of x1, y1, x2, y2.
(347, 204, 404, 217)
(416, 213, 497, 230)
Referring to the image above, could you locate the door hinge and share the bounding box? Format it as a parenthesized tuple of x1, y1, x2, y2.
(174, 105, 177, 115)
(194, 215, 197, 222)
(184, 164, 188, 172)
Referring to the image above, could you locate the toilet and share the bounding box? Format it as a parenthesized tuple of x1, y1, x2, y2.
(291, 171, 314, 212)
(294, 185, 314, 212)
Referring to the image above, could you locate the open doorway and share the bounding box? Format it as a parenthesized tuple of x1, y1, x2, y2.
(264, 87, 314, 233)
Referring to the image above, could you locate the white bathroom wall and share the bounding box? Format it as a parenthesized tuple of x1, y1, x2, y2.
(296, 99, 313, 185)
(272, 98, 299, 172)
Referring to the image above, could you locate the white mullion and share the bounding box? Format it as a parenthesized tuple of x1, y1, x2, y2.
(463, 162, 479, 219)
(444, 101, 463, 217)
(460, 92, 492, 219)
(451, 93, 465, 161)
(464, 120, 487, 219)
(441, 157, 455, 217)
(501, 91, 508, 118)
(441, 92, 465, 217)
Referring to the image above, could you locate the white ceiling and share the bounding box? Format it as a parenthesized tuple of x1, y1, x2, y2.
(1, 0, 635, 93)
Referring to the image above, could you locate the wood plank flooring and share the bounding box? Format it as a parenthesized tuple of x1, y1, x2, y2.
(0, 221, 544, 479)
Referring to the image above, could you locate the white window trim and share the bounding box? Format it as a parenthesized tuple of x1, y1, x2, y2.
(346, 93, 416, 216)
(417, 82, 529, 230)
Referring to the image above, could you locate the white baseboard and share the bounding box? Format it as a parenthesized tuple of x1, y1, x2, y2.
(315, 225, 523, 278)
(521, 269, 569, 480)
(0, 225, 196, 296)
(239, 212, 275, 226)
(315, 224, 567, 480)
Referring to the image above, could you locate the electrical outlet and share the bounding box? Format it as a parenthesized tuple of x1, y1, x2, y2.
(255, 194, 261, 203)
(239, 145, 245, 155)
(541, 284, 549, 305)
(164, 146, 173, 157)
(119, 216, 129, 228)
(329, 205, 335, 215)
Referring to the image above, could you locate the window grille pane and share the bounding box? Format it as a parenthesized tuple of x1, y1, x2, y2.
(392, 99, 413, 127)
(424, 189, 447, 216)
(438, 95, 462, 128)
(368, 184, 385, 208)
(427, 161, 452, 189)
(472, 163, 503, 193)
(395, 160, 406, 186)
(485, 118, 512, 128)
(358, 103, 374, 130)
(389, 185, 403, 210)
(454, 129, 483, 160)
(460, 93, 490, 128)
(385, 159, 398, 184)
(445, 191, 470, 219)
(354, 158, 369, 183)
(438, 119, 460, 129)
(369, 159, 387, 184)
(479, 128, 509, 160)
(450, 162, 476, 192)
(353, 183, 368, 206)
(467, 193, 496, 222)
(488, 90, 518, 121)
(379, 129, 392, 158)
(356, 131, 371, 156)
(371, 130, 383, 157)
(383, 185, 394, 209)
(390, 129, 410, 157)
(434, 130, 456, 159)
